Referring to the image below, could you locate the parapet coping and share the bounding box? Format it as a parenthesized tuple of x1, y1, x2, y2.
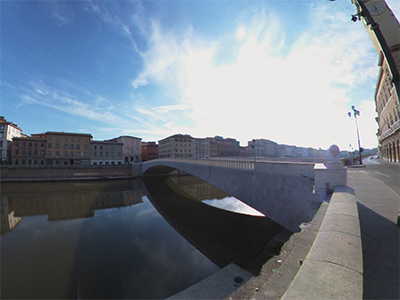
(281, 185, 363, 299)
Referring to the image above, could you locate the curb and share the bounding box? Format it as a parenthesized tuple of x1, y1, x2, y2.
(281, 185, 363, 299)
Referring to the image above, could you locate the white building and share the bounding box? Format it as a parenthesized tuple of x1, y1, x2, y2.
(0, 117, 23, 164)
(90, 141, 124, 165)
(194, 138, 210, 159)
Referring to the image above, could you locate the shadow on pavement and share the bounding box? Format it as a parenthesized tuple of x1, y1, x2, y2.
(357, 202, 399, 300)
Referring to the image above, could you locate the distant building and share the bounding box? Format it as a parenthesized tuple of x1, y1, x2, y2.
(194, 138, 209, 159)
(106, 136, 142, 163)
(0, 116, 23, 164)
(90, 140, 123, 165)
(11, 137, 47, 166)
(246, 139, 278, 157)
(141, 142, 158, 161)
(31, 131, 93, 165)
(158, 134, 194, 158)
(352, 0, 399, 162)
(206, 136, 240, 157)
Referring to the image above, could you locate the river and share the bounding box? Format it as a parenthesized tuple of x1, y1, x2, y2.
(0, 175, 288, 299)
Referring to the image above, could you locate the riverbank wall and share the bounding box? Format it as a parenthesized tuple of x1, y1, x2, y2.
(0, 164, 143, 182)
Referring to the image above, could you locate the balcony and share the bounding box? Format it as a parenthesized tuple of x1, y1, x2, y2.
(380, 119, 400, 140)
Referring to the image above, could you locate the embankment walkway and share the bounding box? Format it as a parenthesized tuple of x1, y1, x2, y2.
(170, 165, 399, 299)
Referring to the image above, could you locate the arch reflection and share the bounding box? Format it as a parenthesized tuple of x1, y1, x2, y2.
(143, 176, 287, 275)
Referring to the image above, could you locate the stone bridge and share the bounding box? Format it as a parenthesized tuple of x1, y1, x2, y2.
(141, 158, 324, 232)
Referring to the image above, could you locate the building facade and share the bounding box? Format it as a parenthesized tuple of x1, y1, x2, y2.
(194, 138, 210, 159)
(11, 137, 47, 166)
(107, 136, 142, 163)
(246, 139, 278, 157)
(158, 134, 194, 158)
(90, 141, 123, 165)
(31, 132, 93, 165)
(206, 136, 240, 157)
(352, 0, 400, 162)
(141, 142, 158, 161)
(0, 117, 23, 164)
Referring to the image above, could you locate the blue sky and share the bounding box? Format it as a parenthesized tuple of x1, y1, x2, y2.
(1, 0, 399, 150)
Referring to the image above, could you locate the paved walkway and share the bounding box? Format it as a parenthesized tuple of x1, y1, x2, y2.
(170, 165, 400, 299)
(347, 168, 399, 299)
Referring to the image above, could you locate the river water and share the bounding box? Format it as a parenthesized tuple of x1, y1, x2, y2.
(1, 176, 287, 299)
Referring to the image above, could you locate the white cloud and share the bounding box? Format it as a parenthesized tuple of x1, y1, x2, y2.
(129, 4, 379, 149)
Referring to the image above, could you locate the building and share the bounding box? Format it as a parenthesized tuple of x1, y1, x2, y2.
(194, 138, 210, 159)
(31, 132, 93, 165)
(106, 136, 142, 163)
(141, 142, 158, 161)
(0, 117, 23, 164)
(11, 137, 47, 166)
(158, 134, 194, 158)
(352, 0, 400, 162)
(90, 140, 123, 165)
(246, 139, 278, 157)
(206, 136, 241, 157)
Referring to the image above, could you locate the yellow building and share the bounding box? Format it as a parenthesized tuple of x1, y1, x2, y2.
(32, 131, 93, 165)
(352, 0, 400, 162)
(158, 134, 194, 158)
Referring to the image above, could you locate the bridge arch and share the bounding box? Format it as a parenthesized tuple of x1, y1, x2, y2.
(142, 159, 321, 232)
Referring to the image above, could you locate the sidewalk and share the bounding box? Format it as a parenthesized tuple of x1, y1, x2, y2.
(347, 168, 399, 299)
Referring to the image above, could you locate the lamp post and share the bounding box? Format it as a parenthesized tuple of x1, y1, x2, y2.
(348, 106, 363, 164)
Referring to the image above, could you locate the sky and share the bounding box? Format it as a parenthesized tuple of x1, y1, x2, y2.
(1, 0, 399, 151)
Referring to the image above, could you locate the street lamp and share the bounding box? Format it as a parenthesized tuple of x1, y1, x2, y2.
(348, 106, 363, 164)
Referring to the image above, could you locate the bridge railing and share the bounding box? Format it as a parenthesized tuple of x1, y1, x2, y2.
(148, 158, 255, 170)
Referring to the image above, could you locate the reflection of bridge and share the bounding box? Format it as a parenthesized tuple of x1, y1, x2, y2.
(142, 159, 322, 232)
(142, 177, 285, 275)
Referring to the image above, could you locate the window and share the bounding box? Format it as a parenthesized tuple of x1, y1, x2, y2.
(15, 149, 19, 155)
(56, 137, 60, 142)
(76, 144, 80, 150)
(71, 137, 74, 142)
(85, 138, 88, 143)
(70, 144, 74, 149)
(84, 145, 88, 150)
(94, 146, 97, 150)
(48, 151, 52, 157)
(55, 151, 60, 157)
(105, 152, 109, 157)
(77, 138, 81, 143)
(100, 151, 103, 157)
(64, 151, 68, 157)
(64, 144, 68, 149)
(48, 136, 52, 141)
(0, 125, 4, 130)
(94, 151, 97, 157)
(56, 143, 60, 149)
(70, 152, 74, 157)
(65, 137, 68, 142)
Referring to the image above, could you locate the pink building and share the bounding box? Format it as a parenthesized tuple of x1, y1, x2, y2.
(106, 136, 142, 163)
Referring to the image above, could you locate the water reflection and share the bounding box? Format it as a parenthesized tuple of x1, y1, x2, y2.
(1, 176, 288, 299)
(143, 177, 285, 275)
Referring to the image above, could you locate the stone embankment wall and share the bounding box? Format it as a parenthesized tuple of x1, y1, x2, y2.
(1, 164, 140, 181)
